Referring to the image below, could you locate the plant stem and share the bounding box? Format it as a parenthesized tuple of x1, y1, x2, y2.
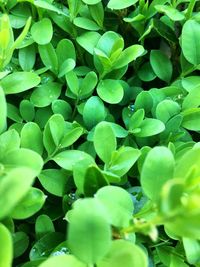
(71, 97, 79, 120)
(185, 0, 197, 20)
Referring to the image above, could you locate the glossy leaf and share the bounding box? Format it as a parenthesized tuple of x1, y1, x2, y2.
(31, 18, 53, 45)
(95, 186, 134, 227)
(1, 72, 40, 94)
(98, 240, 148, 267)
(11, 188, 46, 219)
(67, 198, 111, 264)
(182, 20, 200, 65)
(94, 121, 116, 165)
(0, 223, 13, 267)
(107, 0, 138, 10)
(150, 50, 172, 82)
(141, 147, 175, 201)
(97, 79, 124, 104)
(38, 169, 69, 197)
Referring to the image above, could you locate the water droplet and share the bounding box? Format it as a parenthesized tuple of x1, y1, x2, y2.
(128, 104, 135, 112)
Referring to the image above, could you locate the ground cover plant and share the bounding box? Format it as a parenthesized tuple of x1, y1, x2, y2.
(1, 0, 200, 266)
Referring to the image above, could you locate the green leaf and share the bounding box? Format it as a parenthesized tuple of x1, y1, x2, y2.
(108, 146, 141, 177)
(174, 147, 200, 180)
(89, 2, 104, 28)
(79, 71, 98, 97)
(182, 86, 200, 110)
(38, 43, 58, 74)
(30, 82, 62, 107)
(0, 223, 13, 267)
(0, 129, 20, 158)
(134, 118, 165, 137)
(98, 240, 148, 267)
(58, 59, 76, 78)
(74, 17, 100, 31)
(51, 100, 72, 120)
(67, 198, 111, 264)
(0, 86, 7, 133)
(29, 232, 64, 260)
(38, 255, 85, 267)
(13, 231, 29, 258)
(97, 79, 124, 104)
(150, 50, 172, 82)
(113, 45, 144, 69)
(65, 71, 79, 96)
(2, 148, 43, 175)
(38, 169, 69, 197)
(19, 44, 36, 71)
(183, 238, 200, 265)
(53, 150, 94, 171)
(156, 100, 181, 123)
(83, 96, 106, 129)
(31, 18, 53, 45)
(1, 72, 40, 94)
(94, 121, 116, 165)
(35, 214, 55, 240)
(76, 31, 101, 54)
(141, 147, 175, 201)
(61, 126, 83, 148)
(182, 108, 200, 131)
(82, 0, 101, 4)
(155, 5, 185, 21)
(56, 39, 76, 65)
(34, 0, 67, 15)
(84, 165, 108, 196)
(11, 188, 46, 219)
(107, 0, 138, 10)
(182, 20, 200, 65)
(95, 186, 134, 227)
(19, 100, 35, 122)
(0, 167, 41, 219)
(134, 91, 153, 114)
(20, 122, 43, 155)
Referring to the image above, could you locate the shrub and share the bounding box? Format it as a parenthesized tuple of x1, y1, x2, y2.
(0, 0, 200, 266)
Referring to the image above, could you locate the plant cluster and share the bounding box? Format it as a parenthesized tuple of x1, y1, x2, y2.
(1, 0, 200, 266)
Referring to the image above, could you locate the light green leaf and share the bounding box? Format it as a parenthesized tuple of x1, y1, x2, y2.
(83, 96, 106, 129)
(38, 255, 86, 267)
(74, 17, 100, 31)
(20, 122, 43, 155)
(150, 50, 172, 82)
(82, 0, 101, 4)
(53, 150, 94, 171)
(38, 169, 69, 197)
(98, 240, 148, 267)
(67, 198, 111, 264)
(30, 82, 62, 107)
(155, 5, 185, 21)
(94, 121, 116, 165)
(182, 20, 200, 65)
(97, 79, 124, 104)
(76, 31, 101, 54)
(113, 45, 145, 69)
(11, 188, 46, 219)
(0, 86, 7, 133)
(108, 146, 141, 177)
(1, 72, 40, 94)
(141, 147, 175, 201)
(107, 0, 138, 10)
(31, 18, 53, 45)
(95, 186, 134, 227)
(134, 118, 165, 137)
(181, 108, 200, 131)
(38, 43, 58, 74)
(35, 214, 55, 239)
(0, 223, 13, 267)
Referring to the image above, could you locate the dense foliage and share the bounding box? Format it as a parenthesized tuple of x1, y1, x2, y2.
(1, 0, 200, 266)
